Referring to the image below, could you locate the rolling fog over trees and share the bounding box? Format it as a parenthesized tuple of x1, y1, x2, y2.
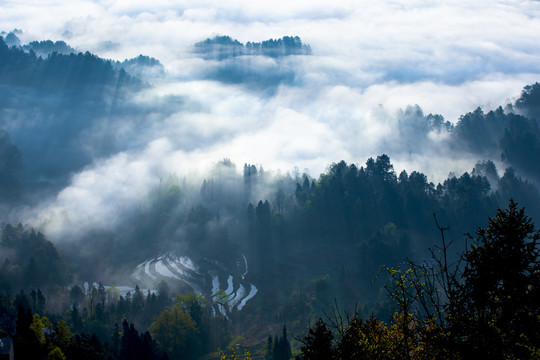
(1, 0, 540, 357)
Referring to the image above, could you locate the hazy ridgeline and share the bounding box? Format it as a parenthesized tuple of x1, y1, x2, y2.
(1, 33, 540, 359)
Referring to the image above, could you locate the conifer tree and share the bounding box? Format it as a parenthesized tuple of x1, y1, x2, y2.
(449, 199, 540, 358)
(297, 319, 334, 360)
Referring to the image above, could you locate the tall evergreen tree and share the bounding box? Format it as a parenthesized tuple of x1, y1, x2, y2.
(449, 199, 540, 359)
(265, 335, 273, 360)
(297, 319, 334, 360)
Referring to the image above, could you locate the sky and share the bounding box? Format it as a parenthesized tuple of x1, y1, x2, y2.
(2, 0, 540, 240)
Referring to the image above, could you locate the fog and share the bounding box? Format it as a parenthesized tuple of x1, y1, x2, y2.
(1, 0, 540, 242)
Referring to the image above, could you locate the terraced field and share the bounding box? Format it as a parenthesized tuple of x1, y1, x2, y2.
(132, 252, 258, 317)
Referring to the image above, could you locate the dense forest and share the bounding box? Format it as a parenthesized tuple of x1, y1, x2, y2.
(1, 33, 540, 359)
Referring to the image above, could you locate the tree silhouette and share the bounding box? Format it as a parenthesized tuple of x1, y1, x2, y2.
(296, 318, 334, 360)
(450, 199, 540, 359)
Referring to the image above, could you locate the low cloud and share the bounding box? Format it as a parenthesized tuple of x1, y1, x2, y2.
(2, 0, 540, 242)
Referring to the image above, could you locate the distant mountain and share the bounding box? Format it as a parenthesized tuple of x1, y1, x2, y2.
(0, 35, 146, 192)
(1, 30, 22, 47)
(113, 54, 165, 78)
(1, 31, 77, 57)
(192, 36, 310, 89)
(1, 32, 162, 79)
(0, 35, 140, 91)
(193, 35, 312, 60)
(23, 40, 77, 57)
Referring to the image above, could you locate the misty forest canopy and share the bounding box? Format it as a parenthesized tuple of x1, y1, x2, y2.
(1, 32, 540, 358)
(0, 33, 539, 196)
(191, 35, 312, 87)
(193, 35, 312, 59)
(0, 34, 139, 90)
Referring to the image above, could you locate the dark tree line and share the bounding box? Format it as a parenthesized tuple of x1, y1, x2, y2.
(295, 200, 540, 359)
(0, 224, 72, 294)
(0, 35, 140, 92)
(265, 326, 293, 360)
(0, 284, 234, 359)
(12, 302, 167, 360)
(193, 35, 311, 60)
(452, 83, 540, 181)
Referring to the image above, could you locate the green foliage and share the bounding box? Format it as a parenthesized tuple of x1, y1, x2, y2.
(29, 313, 47, 345)
(48, 346, 67, 360)
(219, 347, 252, 360)
(297, 312, 449, 360)
(9, 301, 166, 360)
(54, 320, 73, 353)
(150, 302, 200, 359)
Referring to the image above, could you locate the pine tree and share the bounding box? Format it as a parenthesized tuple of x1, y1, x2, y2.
(70, 304, 83, 333)
(297, 319, 334, 360)
(450, 199, 540, 359)
(265, 335, 273, 360)
(273, 326, 293, 360)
